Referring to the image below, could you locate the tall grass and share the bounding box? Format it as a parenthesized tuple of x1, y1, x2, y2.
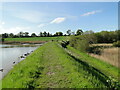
(90, 47, 119, 68)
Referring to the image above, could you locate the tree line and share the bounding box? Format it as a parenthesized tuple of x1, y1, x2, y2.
(0, 29, 83, 38)
(1, 29, 120, 43)
(67, 29, 120, 53)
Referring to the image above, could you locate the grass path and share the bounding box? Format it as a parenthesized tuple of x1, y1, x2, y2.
(2, 42, 119, 88)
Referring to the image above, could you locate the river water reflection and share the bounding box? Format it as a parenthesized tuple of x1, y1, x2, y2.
(0, 44, 39, 80)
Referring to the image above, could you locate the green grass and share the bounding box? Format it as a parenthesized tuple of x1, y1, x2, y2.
(67, 45, 120, 81)
(5, 36, 68, 42)
(2, 42, 111, 88)
(0, 80, 1, 89)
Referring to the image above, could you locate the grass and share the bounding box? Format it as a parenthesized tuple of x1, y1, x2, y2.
(67, 46, 120, 81)
(90, 47, 119, 68)
(5, 36, 68, 42)
(0, 80, 1, 89)
(2, 42, 120, 88)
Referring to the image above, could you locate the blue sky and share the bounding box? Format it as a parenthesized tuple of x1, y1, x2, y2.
(0, 2, 118, 35)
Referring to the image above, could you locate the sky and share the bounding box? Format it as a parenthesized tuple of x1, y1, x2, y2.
(0, 2, 118, 35)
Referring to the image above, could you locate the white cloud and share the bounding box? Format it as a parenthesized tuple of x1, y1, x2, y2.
(81, 10, 102, 16)
(37, 24, 45, 28)
(50, 17, 66, 24)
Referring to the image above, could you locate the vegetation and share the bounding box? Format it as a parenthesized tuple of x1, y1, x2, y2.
(90, 47, 119, 68)
(66, 45, 120, 88)
(2, 42, 120, 88)
(113, 41, 120, 47)
(4, 36, 68, 42)
(1, 29, 120, 88)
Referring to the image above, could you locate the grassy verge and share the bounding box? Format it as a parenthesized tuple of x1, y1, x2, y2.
(0, 80, 1, 89)
(2, 42, 111, 88)
(5, 36, 68, 42)
(67, 45, 120, 81)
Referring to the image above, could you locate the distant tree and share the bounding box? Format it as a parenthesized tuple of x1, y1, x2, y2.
(54, 32, 63, 36)
(43, 31, 47, 37)
(17, 32, 24, 37)
(47, 32, 50, 37)
(9, 33, 14, 38)
(2, 33, 8, 38)
(76, 29, 83, 35)
(24, 32, 29, 37)
(31, 33, 37, 37)
(67, 30, 71, 36)
(39, 32, 43, 37)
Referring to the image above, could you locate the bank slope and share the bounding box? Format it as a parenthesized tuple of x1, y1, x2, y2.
(2, 42, 118, 88)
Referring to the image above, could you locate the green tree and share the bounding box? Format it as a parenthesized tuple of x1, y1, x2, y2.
(24, 32, 29, 37)
(39, 32, 43, 37)
(55, 32, 63, 36)
(9, 33, 14, 38)
(67, 30, 71, 36)
(47, 32, 50, 37)
(17, 32, 24, 37)
(2, 33, 8, 38)
(31, 33, 37, 37)
(76, 29, 83, 35)
(43, 31, 47, 37)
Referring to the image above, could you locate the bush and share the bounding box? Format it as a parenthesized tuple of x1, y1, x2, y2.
(87, 46, 102, 55)
(61, 40, 69, 48)
(0, 38, 4, 42)
(113, 41, 120, 47)
(69, 36, 90, 52)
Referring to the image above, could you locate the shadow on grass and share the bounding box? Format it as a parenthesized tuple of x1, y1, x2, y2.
(67, 53, 119, 88)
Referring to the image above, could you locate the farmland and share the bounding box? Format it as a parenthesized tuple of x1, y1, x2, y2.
(2, 42, 120, 88)
(4, 36, 68, 42)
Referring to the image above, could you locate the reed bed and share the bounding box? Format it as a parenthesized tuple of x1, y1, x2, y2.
(90, 47, 119, 68)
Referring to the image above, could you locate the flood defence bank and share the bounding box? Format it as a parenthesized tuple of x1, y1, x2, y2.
(2, 42, 120, 88)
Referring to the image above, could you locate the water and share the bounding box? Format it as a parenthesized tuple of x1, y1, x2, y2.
(0, 44, 39, 80)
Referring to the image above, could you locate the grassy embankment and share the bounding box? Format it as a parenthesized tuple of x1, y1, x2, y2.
(2, 42, 120, 88)
(5, 36, 68, 42)
(67, 46, 120, 80)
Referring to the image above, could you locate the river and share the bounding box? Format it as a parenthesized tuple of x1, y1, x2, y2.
(0, 44, 39, 80)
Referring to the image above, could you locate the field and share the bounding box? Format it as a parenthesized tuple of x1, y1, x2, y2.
(5, 36, 68, 42)
(2, 42, 120, 88)
(90, 47, 119, 68)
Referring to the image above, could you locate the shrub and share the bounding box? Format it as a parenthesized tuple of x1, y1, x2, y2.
(1, 38, 4, 42)
(113, 41, 120, 47)
(61, 40, 69, 48)
(87, 46, 102, 55)
(69, 36, 90, 52)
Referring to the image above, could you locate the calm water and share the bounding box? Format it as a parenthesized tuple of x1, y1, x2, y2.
(0, 44, 39, 80)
